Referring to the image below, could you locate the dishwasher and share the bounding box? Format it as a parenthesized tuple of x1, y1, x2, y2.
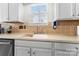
(0, 39, 14, 56)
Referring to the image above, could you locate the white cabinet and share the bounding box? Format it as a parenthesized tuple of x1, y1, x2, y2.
(57, 3, 72, 19)
(0, 3, 20, 22)
(56, 3, 72, 19)
(9, 3, 19, 20)
(0, 3, 8, 22)
(1, 4, 8, 21)
(71, 3, 79, 18)
(15, 40, 53, 56)
(15, 46, 30, 56)
(31, 48, 52, 56)
(56, 3, 79, 19)
(75, 3, 79, 18)
(18, 4, 24, 21)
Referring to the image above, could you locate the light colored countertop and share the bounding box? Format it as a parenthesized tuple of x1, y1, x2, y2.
(0, 33, 79, 43)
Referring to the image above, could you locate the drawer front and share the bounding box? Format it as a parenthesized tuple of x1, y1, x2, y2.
(15, 40, 52, 49)
(55, 42, 77, 51)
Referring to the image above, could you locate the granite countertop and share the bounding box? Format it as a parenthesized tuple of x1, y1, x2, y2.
(0, 33, 79, 43)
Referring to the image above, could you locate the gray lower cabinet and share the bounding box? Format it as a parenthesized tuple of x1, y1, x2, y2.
(15, 40, 79, 56)
(15, 46, 30, 56)
(15, 46, 52, 56)
(54, 42, 77, 56)
(77, 52, 79, 56)
(15, 40, 53, 56)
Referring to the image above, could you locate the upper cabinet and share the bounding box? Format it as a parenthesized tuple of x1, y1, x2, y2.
(57, 3, 72, 19)
(9, 3, 19, 21)
(75, 3, 79, 18)
(56, 3, 79, 20)
(0, 3, 20, 22)
(9, 3, 24, 21)
(1, 3, 79, 22)
(0, 3, 8, 22)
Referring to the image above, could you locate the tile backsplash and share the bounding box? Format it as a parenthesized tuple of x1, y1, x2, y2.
(10, 20, 79, 36)
(52, 20, 77, 36)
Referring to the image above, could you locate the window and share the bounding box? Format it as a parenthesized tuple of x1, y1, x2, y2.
(31, 4, 48, 25)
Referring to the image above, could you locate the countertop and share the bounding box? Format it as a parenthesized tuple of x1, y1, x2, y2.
(0, 33, 79, 43)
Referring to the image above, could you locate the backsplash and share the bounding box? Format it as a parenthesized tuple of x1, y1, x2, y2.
(9, 20, 79, 36)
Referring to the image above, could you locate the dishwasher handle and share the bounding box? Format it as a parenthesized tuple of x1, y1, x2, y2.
(0, 41, 11, 44)
(0, 39, 14, 45)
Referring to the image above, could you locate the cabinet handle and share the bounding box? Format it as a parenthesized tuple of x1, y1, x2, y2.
(27, 51, 30, 54)
(33, 51, 35, 55)
(75, 47, 78, 56)
(76, 47, 78, 50)
(72, 14, 75, 16)
(78, 14, 79, 16)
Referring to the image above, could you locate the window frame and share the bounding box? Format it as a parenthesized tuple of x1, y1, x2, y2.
(30, 4, 48, 25)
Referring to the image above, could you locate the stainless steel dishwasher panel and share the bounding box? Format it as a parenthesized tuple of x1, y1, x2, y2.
(0, 39, 14, 56)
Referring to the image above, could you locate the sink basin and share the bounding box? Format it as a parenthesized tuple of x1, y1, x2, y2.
(23, 33, 34, 37)
(22, 33, 48, 38)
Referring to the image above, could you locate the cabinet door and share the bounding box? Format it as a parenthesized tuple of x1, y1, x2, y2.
(75, 3, 79, 18)
(9, 3, 18, 20)
(15, 46, 30, 56)
(57, 3, 72, 19)
(0, 3, 8, 22)
(55, 42, 77, 50)
(0, 4, 2, 20)
(55, 42, 77, 56)
(31, 48, 52, 56)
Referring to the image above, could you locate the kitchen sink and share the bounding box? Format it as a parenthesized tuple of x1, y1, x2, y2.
(33, 34, 48, 38)
(22, 33, 48, 38)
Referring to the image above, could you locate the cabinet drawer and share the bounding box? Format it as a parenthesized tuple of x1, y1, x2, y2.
(15, 40, 52, 49)
(55, 42, 77, 51)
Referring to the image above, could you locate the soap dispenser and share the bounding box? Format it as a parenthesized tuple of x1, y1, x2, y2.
(53, 21, 57, 29)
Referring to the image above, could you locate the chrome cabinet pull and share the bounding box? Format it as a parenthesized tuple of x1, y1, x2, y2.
(72, 14, 75, 16)
(27, 51, 30, 54)
(33, 51, 35, 55)
(75, 47, 78, 56)
(77, 14, 79, 16)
